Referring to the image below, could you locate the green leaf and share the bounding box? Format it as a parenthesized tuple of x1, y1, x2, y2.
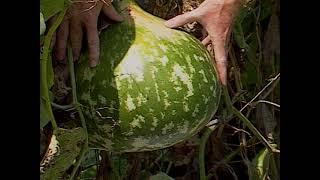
(236, 7, 250, 23)
(40, 8, 67, 130)
(269, 153, 280, 180)
(232, 7, 250, 50)
(246, 33, 258, 64)
(232, 20, 249, 50)
(249, 147, 271, 180)
(82, 150, 99, 167)
(241, 61, 257, 88)
(239, 9, 255, 36)
(40, 0, 65, 21)
(150, 172, 175, 180)
(40, 12, 46, 35)
(260, 0, 272, 21)
(40, 128, 86, 180)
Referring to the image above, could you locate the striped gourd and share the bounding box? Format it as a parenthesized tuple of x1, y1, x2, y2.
(75, 0, 221, 152)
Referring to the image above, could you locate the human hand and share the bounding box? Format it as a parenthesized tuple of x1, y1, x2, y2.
(53, 0, 123, 67)
(165, 0, 242, 86)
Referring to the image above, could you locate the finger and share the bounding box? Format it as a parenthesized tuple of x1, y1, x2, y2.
(102, 5, 124, 22)
(201, 35, 211, 46)
(164, 11, 197, 28)
(215, 58, 228, 86)
(50, 32, 56, 49)
(46, 15, 57, 30)
(53, 19, 69, 62)
(206, 24, 230, 86)
(85, 21, 100, 67)
(211, 38, 228, 86)
(70, 19, 83, 61)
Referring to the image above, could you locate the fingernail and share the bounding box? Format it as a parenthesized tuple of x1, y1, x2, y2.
(89, 59, 98, 68)
(73, 55, 79, 62)
(56, 51, 65, 62)
(58, 58, 67, 65)
(54, 55, 65, 63)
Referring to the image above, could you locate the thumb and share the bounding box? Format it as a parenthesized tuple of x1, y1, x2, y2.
(201, 35, 211, 46)
(165, 11, 197, 28)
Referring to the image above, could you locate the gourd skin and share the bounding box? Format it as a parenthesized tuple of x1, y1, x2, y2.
(76, 1, 221, 152)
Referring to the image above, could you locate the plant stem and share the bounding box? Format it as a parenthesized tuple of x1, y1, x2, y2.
(229, 46, 243, 94)
(223, 86, 234, 116)
(199, 125, 218, 180)
(261, 76, 280, 100)
(222, 86, 279, 153)
(67, 46, 89, 180)
(166, 161, 173, 174)
(253, 2, 262, 88)
(40, 9, 67, 131)
(51, 102, 75, 111)
(256, 100, 280, 108)
(240, 73, 280, 112)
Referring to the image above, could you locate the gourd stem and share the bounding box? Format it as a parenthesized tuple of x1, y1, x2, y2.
(51, 102, 74, 111)
(40, 8, 67, 131)
(199, 125, 218, 180)
(67, 46, 89, 180)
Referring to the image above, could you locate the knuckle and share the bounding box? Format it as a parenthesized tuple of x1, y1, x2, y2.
(87, 39, 98, 47)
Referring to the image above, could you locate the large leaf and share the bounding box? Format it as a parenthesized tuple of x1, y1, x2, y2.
(40, 0, 66, 21)
(40, 128, 86, 180)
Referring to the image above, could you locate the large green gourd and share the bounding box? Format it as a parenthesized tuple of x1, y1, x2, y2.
(75, 0, 221, 152)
